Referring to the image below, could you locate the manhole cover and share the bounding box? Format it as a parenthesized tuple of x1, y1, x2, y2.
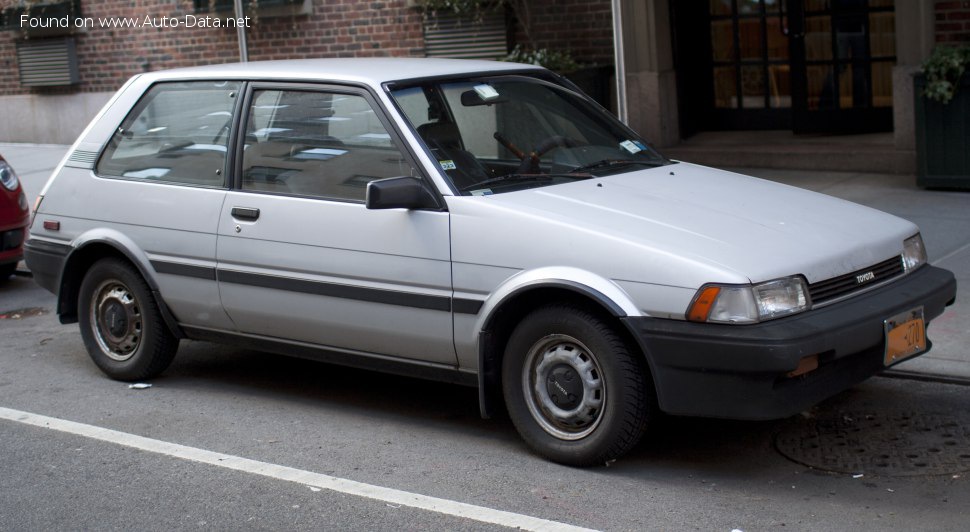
(775, 410, 970, 477)
(0, 307, 47, 319)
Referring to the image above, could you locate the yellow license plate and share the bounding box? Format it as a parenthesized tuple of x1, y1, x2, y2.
(884, 307, 927, 366)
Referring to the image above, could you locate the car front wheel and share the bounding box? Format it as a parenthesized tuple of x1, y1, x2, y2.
(502, 303, 654, 466)
(78, 258, 178, 381)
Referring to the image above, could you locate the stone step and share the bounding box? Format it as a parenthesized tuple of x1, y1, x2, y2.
(658, 131, 916, 174)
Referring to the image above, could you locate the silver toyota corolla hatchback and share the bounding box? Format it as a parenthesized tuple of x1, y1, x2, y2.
(25, 58, 957, 465)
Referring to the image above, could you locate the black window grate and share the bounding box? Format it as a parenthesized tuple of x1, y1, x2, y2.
(16, 37, 79, 87)
(423, 11, 509, 60)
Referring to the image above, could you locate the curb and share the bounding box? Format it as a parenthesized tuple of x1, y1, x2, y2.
(880, 369, 970, 387)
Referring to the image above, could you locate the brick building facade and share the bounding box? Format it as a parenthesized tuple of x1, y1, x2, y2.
(0, 0, 619, 142)
(0, 0, 615, 97)
(935, 0, 970, 43)
(0, 0, 966, 148)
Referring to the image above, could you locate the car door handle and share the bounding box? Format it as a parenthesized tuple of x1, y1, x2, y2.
(231, 207, 260, 221)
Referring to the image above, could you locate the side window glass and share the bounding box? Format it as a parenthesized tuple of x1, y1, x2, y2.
(241, 89, 414, 202)
(97, 81, 240, 187)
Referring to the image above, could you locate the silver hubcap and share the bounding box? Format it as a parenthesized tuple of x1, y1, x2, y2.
(90, 279, 142, 361)
(522, 334, 605, 440)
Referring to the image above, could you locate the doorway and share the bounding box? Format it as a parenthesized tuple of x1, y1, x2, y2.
(673, 0, 896, 135)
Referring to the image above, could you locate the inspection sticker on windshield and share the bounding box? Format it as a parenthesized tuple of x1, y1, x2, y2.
(474, 84, 500, 100)
(620, 140, 642, 154)
(439, 160, 457, 170)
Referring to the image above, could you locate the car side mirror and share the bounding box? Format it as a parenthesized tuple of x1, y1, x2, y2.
(365, 176, 440, 210)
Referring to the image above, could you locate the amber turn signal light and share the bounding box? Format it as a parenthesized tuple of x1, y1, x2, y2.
(687, 286, 721, 322)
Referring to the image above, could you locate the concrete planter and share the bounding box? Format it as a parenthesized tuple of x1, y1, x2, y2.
(914, 73, 970, 189)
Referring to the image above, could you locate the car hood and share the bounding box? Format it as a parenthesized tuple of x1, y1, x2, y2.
(450, 163, 917, 287)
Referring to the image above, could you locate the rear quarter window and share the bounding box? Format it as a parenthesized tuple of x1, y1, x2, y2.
(96, 81, 241, 187)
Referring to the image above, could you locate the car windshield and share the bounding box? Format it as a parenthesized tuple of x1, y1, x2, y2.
(389, 74, 669, 195)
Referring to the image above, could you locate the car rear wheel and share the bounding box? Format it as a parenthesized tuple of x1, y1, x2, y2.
(78, 258, 178, 380)
(502, 303, 654, 466)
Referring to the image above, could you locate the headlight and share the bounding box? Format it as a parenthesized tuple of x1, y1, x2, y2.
(0, 159, 20, 191)
(902, 233, 927, 273)
(687, 276, 811, 324)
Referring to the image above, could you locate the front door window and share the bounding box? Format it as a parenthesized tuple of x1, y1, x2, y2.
(241, 89, 416, 202)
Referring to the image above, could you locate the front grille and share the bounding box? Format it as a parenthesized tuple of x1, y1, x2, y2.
(809, 256, 904, 305)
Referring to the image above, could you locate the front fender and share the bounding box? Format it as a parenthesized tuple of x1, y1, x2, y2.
(474, 266, 643, 334)
(469, 267, 643, 419)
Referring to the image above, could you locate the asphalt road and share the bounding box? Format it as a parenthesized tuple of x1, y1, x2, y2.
(1, 274, 968, 531)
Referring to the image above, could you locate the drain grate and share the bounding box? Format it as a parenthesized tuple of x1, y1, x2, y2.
(775, 410, 970, 477)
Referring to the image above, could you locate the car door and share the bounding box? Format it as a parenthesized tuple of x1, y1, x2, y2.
(216, 83, 456, 365)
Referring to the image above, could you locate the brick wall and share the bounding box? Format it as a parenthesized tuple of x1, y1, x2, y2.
(0, 0, 425, 96)
(511, 0, 614, 66)
(935, 0, 970, 43)
(0, 44, 14, 95)
(0, 0, 617, 98)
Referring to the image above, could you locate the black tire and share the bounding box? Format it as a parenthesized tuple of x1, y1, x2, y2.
(0, 262, 15, 282)
(502, 303, 654, 466)
(78, 258, 178, 381)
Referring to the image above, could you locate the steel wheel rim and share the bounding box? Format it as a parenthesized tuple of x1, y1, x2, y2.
(521, 334, 606, 441)
(90, 279, 142, 362)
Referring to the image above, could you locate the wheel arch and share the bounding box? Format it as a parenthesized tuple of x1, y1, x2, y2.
(57, 232, 183, 338)
(476, 276, 654, 419)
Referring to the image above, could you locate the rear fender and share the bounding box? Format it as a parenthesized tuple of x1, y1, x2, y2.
(58, 229, 183, 338)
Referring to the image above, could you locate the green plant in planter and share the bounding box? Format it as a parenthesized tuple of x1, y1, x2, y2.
(921, 45, 970, 104)
(418, 0, 501, 20)
(502, 45, 580, 74)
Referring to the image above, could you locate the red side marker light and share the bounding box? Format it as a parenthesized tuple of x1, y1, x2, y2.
(43, 220, 60, 231)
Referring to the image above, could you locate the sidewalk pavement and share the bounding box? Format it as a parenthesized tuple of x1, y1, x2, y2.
(2, 143, 967, 382)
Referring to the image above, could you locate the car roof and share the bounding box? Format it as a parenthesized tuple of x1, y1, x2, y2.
(137, 58, 544, 88)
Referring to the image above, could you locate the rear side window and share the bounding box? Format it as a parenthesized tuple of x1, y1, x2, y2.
(240, 88, 415, 202)
(97, 81, 241, 187)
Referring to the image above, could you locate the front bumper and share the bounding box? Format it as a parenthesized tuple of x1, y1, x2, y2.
(0, 226, 26, 265)
(623, 265, 957, 420)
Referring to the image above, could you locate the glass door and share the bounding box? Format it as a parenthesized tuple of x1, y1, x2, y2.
(788, 0, 896, 133)
(674, 0, 896, 134)
(706, 0, 793, 129)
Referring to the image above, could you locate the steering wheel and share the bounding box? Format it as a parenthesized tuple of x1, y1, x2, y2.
(493, 132, 585, 174)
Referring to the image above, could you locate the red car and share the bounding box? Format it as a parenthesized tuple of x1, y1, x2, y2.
(0, 154, 29, 281)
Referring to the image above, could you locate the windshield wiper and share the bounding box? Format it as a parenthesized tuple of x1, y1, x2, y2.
(568, 159, 669, 174)
(461, 173, 591, 192)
